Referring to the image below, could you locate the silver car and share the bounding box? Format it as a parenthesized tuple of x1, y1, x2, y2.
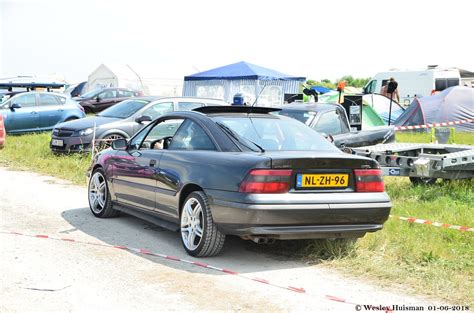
(50, 96, 228, 152)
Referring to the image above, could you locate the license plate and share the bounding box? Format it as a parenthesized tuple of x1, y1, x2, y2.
(296, 174, 349, 188)
(51, 139, 64, 147)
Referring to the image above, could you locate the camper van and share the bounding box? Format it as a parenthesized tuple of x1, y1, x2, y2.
(363, 66, 461, 105)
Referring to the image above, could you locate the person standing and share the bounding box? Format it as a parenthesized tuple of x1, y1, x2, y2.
(386, 77, 399, 125)
(386, 77, 400, 103)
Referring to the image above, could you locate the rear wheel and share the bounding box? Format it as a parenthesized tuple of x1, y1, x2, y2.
(180, 191, 225, 257)
(88, 168, 118, 218)
(409, 177, 437, 185)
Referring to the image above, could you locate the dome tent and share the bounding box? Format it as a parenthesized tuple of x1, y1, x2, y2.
(183, 61, 305, 106)
(394, 86, 474, 131)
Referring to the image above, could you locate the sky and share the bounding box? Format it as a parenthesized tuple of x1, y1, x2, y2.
(1, 0, 473, 83)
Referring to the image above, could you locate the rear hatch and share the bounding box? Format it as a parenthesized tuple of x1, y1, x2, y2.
(266, 151, 378, 193)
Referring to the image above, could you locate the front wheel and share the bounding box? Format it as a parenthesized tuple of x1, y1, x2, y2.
(180, 191, 225, 257)
(88, 169, 118, 218)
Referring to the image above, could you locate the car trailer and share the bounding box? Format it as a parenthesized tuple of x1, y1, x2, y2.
(352, 143, 474, 184)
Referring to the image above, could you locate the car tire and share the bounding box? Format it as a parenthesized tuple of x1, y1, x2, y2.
(88, 168, 119, 218)
(180, 191, 225, 257)
(100, 133, 125, 149)
(409, 177, 437, 185)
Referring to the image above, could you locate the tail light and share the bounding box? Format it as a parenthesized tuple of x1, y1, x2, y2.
(354, 169, 384, 192)
(239, 169, 292, 193)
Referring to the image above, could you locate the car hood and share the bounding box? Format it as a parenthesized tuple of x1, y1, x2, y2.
(55, 116, 122, 130)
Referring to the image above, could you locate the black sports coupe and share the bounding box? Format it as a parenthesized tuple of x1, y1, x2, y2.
(88, 106, 391, 257)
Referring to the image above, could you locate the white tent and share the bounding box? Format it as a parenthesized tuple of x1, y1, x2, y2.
(87, 63, 184, 96)
(87, 64, 145, 93)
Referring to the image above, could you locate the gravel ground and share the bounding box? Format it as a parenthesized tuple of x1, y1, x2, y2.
(0, 167, 442, 312)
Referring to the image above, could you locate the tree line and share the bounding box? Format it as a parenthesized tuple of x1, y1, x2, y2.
(306, 76, 371, 89)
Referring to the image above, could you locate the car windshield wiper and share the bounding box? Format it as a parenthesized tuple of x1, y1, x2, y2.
(216, 122, 265, 153)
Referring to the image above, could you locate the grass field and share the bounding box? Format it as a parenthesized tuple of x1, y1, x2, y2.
(1, 131, 473, 305)
(0, 133, 91, 185)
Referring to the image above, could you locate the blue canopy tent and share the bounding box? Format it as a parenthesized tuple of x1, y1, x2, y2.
(310, 86, 332, 94)
(183, 61, 305, 106)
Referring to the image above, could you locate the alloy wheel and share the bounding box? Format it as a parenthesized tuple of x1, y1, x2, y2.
(181, 197, 204, 251)
(89, 172, 107, 214)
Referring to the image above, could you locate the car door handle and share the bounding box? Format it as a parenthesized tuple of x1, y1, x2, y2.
(149, 159, 157, 167)
(31, 111, 38, 114)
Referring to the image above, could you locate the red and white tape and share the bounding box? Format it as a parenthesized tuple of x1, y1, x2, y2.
(394, 118, 473, 131)
(390, 215, 473, 232)
(0, 230, 356, 306)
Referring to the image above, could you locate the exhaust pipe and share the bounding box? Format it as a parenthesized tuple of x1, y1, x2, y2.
(251, 237, 276, 244)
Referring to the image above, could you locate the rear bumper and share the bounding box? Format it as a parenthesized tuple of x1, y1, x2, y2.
(206, 190, 391, 239)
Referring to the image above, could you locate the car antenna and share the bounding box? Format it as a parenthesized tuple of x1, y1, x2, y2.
(247, 83, 269, 117)
(250, 83, 268, 108)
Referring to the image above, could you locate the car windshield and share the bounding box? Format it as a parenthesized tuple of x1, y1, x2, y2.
(274, 109, 315, 125)
(213, 115, 339, 151)
(80, 89, 101, 98)
(98, 99, 150, 118)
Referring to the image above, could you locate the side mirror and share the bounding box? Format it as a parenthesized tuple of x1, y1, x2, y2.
(10, 103, 22, 111)
(111, 138, 127, 150)
(96, 96, 101, 102)
(135, 115, 152, 124)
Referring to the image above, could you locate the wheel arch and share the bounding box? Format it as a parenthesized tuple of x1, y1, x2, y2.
(178, 183, 204, 215)
(100, 129, 130, 139)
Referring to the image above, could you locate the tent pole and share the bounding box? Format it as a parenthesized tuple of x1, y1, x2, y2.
(388, 93, 393, 126)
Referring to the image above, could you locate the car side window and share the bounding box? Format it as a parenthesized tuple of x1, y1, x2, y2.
(313, 110, 343, 135)
(139, 119, 185, 150)
(99, 90, 117, 99)
(168, 119, 217, 151)
(177, 102, 204, 111)
(128, 123, 154, 150)
(118, 90, 133, 97)
(39, 94, 61, 106)
(12, 94, 36, 108)
(141, 102, 173, 120)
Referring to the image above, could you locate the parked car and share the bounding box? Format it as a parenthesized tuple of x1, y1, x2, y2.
(87, 106, 392, 257)
(276, 103, 396, 148)
(0, 92, 85, 134)
(64, 81, 87, 97)
(74, 88, 143, 113)
(51, 97, 228, 153)
(0, 114, 5, 147)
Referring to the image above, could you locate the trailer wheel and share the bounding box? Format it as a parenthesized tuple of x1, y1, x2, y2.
(409, 177, 437, 185)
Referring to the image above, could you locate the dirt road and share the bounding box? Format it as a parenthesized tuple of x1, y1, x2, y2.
(0, 167, 439, 312)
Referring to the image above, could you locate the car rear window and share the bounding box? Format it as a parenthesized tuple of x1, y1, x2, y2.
(275, 109, 315, 125)
(213, 115, 339, 152)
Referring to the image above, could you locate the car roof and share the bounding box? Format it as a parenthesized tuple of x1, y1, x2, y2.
(278, 102, 342, 112)
(194, 106, 280, 114)
(9, 91, 68, 97)
(147, 96, 228, 104)
(99, 87, 138, 91)
(127, 96, 161, 102)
